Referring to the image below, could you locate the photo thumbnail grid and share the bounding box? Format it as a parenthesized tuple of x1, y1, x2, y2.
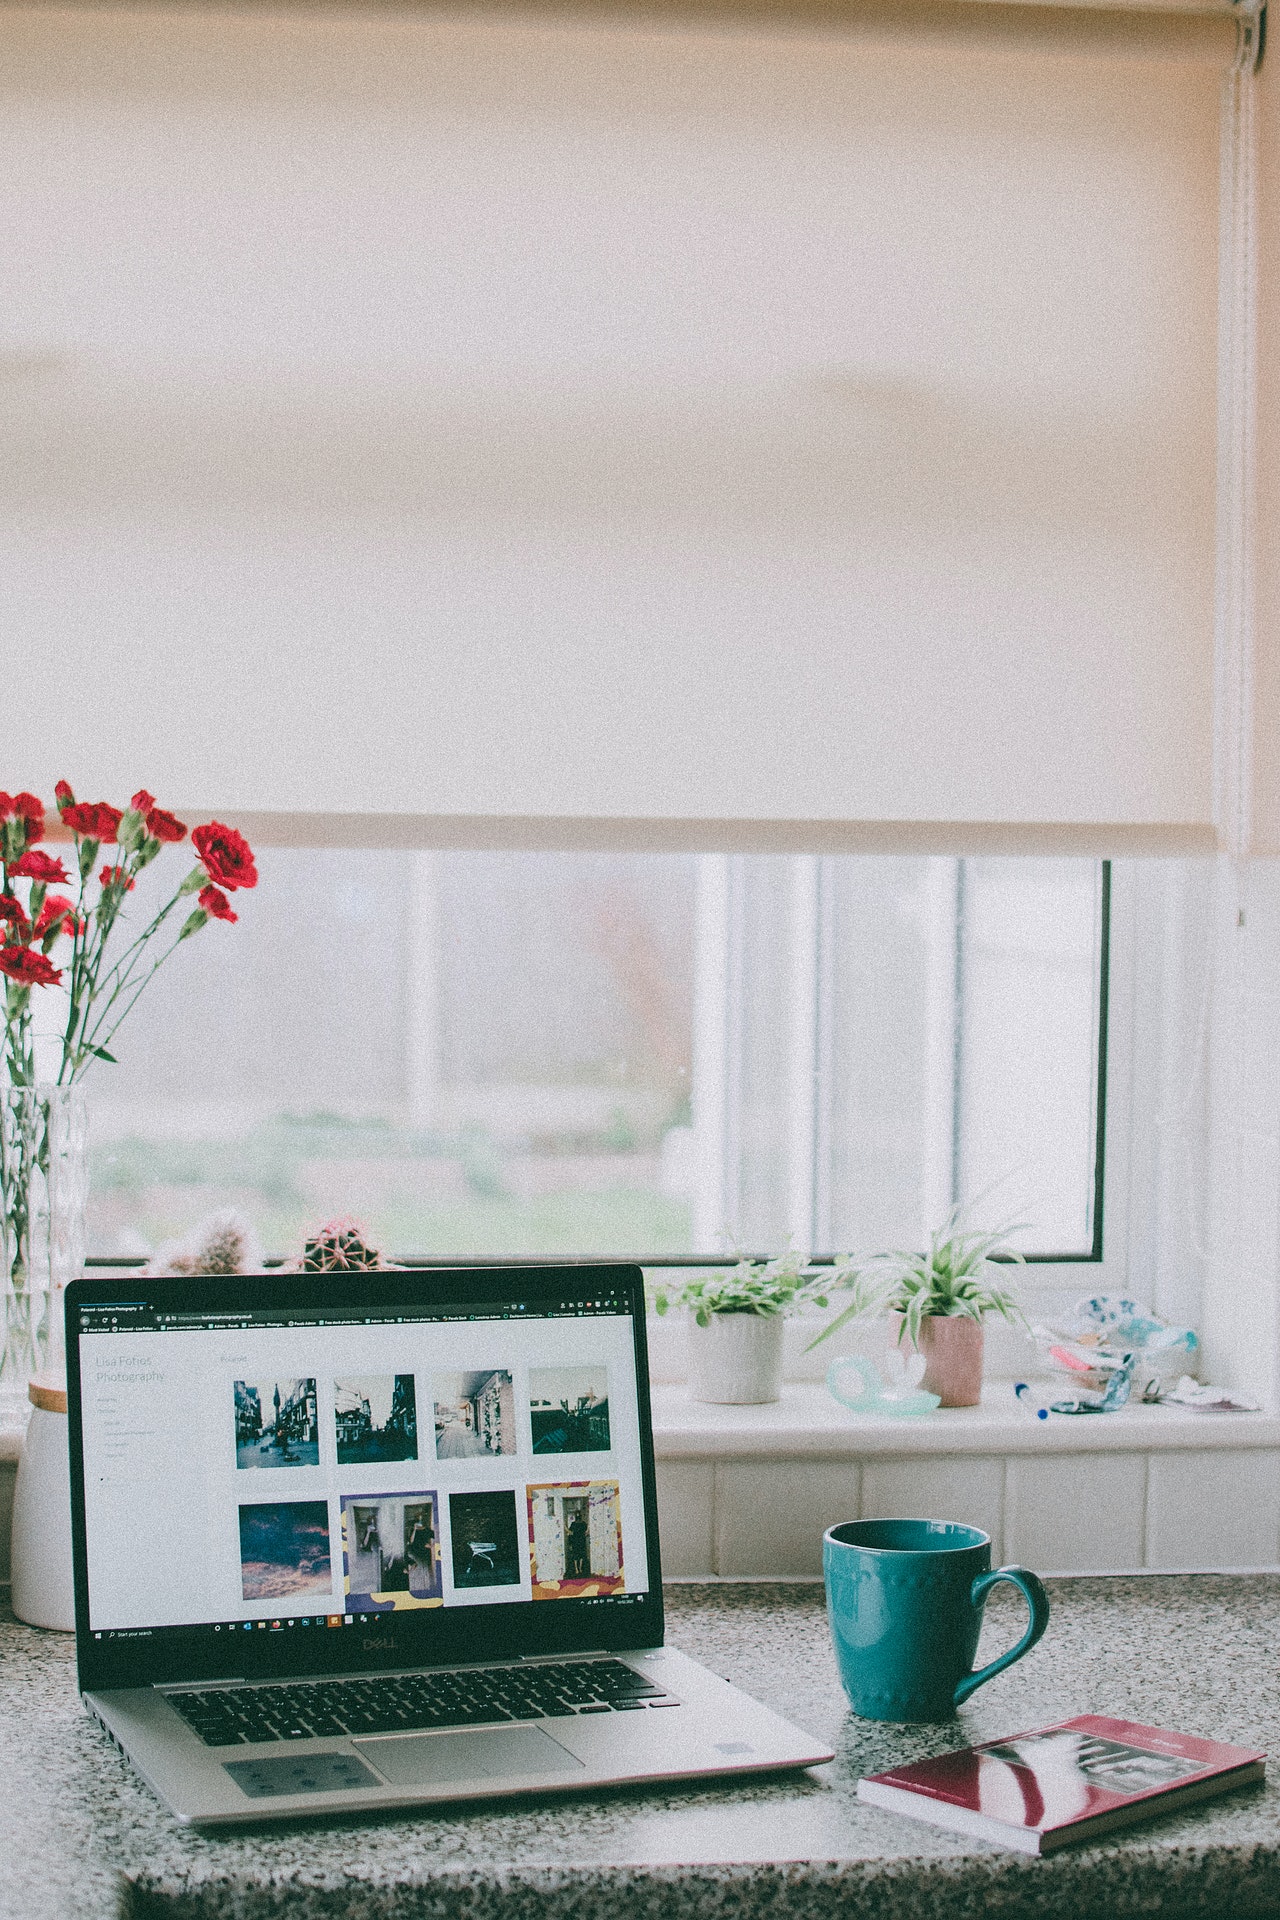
(237, 1479, 628, 1609)
(231, 1361, 630, 1612)
(231, 1367, 608, 1473)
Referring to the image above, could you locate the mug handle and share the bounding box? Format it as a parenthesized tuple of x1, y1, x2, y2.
(952, 1566, 1051, 1709)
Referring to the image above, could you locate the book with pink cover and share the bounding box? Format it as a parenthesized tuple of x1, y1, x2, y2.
(858, 1715, 1265, 1855)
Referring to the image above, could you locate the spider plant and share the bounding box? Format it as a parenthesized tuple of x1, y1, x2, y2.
(807, 1207, 1028, 1350)
(652, 1252, 832, 1327)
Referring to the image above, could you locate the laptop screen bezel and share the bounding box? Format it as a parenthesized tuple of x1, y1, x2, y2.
(66, 1262, 665, 1693)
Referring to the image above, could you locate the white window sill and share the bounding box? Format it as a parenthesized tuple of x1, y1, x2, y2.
(650, 1381, 1280, 1457)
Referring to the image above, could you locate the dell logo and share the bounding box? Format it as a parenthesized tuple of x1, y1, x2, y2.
(364, 1638, 395, 1652)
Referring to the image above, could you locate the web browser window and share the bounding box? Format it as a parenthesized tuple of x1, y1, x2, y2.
(77, 1295, 649, 1639)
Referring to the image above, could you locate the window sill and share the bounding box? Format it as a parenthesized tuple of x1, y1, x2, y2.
(651, 1381, 1279, 1455)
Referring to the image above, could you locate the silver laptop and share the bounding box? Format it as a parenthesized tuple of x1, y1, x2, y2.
(65, 1263, 833, 1825)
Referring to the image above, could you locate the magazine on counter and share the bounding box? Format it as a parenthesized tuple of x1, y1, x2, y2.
(858, 1715, 1266, 1855)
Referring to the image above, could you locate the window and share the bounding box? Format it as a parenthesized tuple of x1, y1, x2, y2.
(63, 851, 1107, 1268)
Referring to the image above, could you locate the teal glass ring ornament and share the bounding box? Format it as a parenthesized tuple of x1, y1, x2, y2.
(827, 1352, 940, 1418)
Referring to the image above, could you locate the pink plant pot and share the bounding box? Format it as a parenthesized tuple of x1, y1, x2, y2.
(913, 1315, 985, 1408)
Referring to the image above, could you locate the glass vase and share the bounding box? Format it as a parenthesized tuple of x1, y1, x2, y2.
(0, 1085, 89, 1419)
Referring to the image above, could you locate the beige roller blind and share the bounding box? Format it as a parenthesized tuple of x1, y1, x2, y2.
(1, 4, 1232, 849)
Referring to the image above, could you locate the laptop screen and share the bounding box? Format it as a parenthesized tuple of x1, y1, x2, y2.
(67, 1265, 662, 1688)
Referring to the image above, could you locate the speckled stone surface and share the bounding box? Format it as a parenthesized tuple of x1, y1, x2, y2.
(5, 1579, 1280, 1920)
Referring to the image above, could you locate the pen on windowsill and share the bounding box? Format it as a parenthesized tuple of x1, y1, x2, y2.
(1013, 1380, 1051, 1420)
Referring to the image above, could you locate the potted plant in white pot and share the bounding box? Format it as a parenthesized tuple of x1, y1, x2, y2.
(807, 1209, 1027, 1407)
(653, 1255, 832, 1405)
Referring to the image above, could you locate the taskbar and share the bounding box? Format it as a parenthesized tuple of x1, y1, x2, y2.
(91, 1590, 648, 1643)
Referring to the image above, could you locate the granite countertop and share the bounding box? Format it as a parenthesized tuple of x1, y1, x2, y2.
(5, 1578, 1280, 1920)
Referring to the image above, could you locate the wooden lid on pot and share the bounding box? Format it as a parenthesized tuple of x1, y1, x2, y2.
(28, 1372, 67, 1414)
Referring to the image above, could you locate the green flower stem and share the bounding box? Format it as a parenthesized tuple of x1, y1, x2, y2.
(71, 892, 188, 1067)
(73, 925, 198, 1075)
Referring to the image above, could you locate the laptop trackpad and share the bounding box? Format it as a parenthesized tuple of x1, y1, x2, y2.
(356, 1725, 585, 1787)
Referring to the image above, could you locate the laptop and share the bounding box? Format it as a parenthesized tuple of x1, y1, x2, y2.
(65, 1262, 834, 1825)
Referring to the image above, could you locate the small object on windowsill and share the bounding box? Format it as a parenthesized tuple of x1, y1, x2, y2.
(827, 1352, 940, 1418)
(301, 1216, 383, 1271)
(654, 1254, 833, 1405)
(1013, 1381, 1051, 1420)
(1048, 1352, 1137, 1415)
(145, 1207, 266, 1277)
(1160, 1374, 1261, 1413)
(805, 1203, 1028, 1408)
(1033, 1295, 1197, 1405)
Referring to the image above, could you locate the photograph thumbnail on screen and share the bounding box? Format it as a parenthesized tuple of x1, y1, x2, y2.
(341, 1491, 443, 1610)
(448, 1489, 522, 1588)
(529, 1369, 610, 1453)
(527, 1480, 624, 1599)
(334, 1375, 418, 1465)
(433, 1370, 515, 1458)
(234, 1379, 319, 1469)
(239, 1501, 333, 1602)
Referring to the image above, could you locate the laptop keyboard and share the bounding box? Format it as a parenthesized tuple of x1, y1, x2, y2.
(169, 1660, 676, 1746)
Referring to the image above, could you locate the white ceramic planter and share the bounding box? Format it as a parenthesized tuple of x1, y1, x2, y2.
(688, 1311, 784, 1404)
(11, 1372, 75, 1632)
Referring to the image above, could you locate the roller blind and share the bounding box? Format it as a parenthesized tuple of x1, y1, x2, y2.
(1, 4, 1232, 847)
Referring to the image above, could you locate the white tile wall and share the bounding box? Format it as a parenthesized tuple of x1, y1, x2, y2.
(655, 1460, 715, 1577)
(861, 1457, 1004, 1559)
(715, 1460, 860, 1576)
(1005, 1452, 1145, 1573)
(658, 1447, 1280, 1578)
(1146, 1449, 1280, 1570)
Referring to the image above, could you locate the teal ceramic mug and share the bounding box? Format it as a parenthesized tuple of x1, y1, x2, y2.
(824, 1518, 1049, 1722)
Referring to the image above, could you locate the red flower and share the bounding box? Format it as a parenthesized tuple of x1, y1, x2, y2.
(99, 865, 135, 893)
(34, 894, 75, 939)
(9, 793, 44, 839)
(192, 821, 258, 891)
(198, 884, 238, 924)
(130, 790, 156, 814)
(62, 800, 124, 840)
(53, 780, 74, 813)
(145, 806, 187, 844)
(0, 795, 12, 820)
(0, 945, 62, 987)
(0, 896, 31, 939)
(9, 850, 70, 884)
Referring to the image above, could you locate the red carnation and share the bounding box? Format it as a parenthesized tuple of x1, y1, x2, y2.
(34, 894, 75, 939)
(11, 793, 44, 838)
(0, 945, 62, 987)
(198, 884, 238, 924)
(99, 865, 135, 893)
(145, 807, 187, 844)
(53, 780, 74, 813)
(62, 800, 123, 840)
(192, 821, 258, 892)
(0, 795, 12, 820)
(9, 850, 70, 884)
(0, 896, 31, 938)
(131, 790, 156, 814)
